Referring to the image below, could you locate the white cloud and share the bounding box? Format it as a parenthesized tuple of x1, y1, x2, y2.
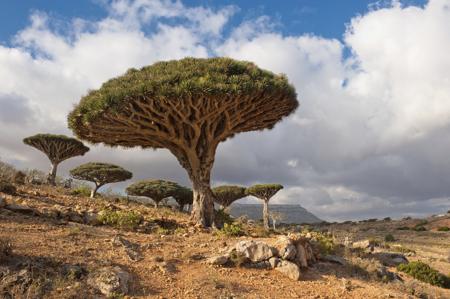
(0, 0, 449, 221)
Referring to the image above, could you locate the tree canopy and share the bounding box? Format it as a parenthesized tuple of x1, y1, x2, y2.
(172, 186, 193, 211)
(70, 162, 132, 198)
(212, 185, 247, 207)
(126, 179, 180, 207)
(246, 184, 284, 201)
(23, 134, 89, 185)
(68, 57, 298, 227)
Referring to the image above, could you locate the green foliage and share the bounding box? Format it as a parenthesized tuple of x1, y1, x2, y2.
(396, 226, 410, 230)
(384, 234, 395, 242)
(437, 226, 450, 232)
(97, 209, 142, 229)
(171, 186, 193, 209)
(68, 57, 298, 139)
(70, 185, 92, 197)
(212, 185, 247, 207)
(397, 261, 450, 288)
(245, 184, 283, 200)
(215, 208, 234, 226)
(0, 180, 16, 194)
(23, 134, 89, 161)
(126, 179, 181, 205)
(308, 232, 336, 255)
(413, 226, 427, 232)
(219, 223, 244, 237)
(70, 162, 132, 186)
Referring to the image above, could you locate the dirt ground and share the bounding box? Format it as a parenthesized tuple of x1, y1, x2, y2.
(1, 186, 449, 298)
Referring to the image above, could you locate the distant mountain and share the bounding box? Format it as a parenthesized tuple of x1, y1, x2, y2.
(229, 203, 322, 224)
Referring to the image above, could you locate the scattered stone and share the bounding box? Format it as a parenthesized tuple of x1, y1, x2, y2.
(322, 255, 346, 265)
(158, 262, 177, 274)
(153, 256, 164, 262)
(87, 266, 130, 297)
(235, 240, 276, 262)
(275, 260, 301, 281)
(268, 257, 281, 269)
(274, 236, 297, 260)
(111, 235, 143, 262)
(207, 255, 229, 266)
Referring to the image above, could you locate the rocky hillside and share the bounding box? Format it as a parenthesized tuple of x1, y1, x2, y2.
(1, 185, 449, 298)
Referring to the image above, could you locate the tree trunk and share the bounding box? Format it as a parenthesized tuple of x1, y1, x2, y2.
(47, 162, 58, 186)
(90, 184, 100, 198)
(191, 177, 215, 228)
(272, 219, 276, 230)
(263, 199, 270, 231)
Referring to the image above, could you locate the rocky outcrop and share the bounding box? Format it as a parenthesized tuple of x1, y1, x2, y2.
(87, 266, 130, 297)
(273, 236, 296, 260)
(235, 240, 277, 262)
(275, 260, 301, 281)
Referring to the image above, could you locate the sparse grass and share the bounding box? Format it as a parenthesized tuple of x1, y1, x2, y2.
(97, 209, 143, 229)
(397, 261, 450, 288)
(413, 225, 427, 232)
(70, 185, 92, 197)
(437, 226, 449, 232)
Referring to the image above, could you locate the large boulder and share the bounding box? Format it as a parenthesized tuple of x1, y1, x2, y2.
(87, 266, 130, 297)
(273, 236, 297, 260)
(235, 240, 276, 262)
(275, 260, 301, 281)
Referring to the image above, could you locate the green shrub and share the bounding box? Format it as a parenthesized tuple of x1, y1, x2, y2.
(413, 226, 427, 232)
(314, 234, 336, 255)
(437, 226, 450, 232)
(384, 234, 395, 242)
(70, 184, 92, 197)
(397, 261, 450, 288)
(215, 208, 234, 226)
(97, 209, 142, 229)
(396, 226, 410, 230)
(219, 223, 243, 237)
(0, 180, 16, 194)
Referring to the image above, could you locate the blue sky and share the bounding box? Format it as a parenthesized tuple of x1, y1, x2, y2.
(0, 0, 427, 43)
(0, 0, 449, 220)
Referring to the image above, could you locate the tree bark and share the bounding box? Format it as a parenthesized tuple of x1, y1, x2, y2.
(263, 199, 270, 231)
(47, 162, 58, 186)
(90, 184, 101, 198)
(191, 177, 215, 227)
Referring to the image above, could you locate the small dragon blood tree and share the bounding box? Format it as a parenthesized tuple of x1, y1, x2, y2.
(212, 185, 247, 208)
(68, 57, 298, 227)
(172, 186, 193, 211)
(23, 134, 89, 185)
(246, 184, 283, 230)
(70, 162, 132, 198)
(126, 179, 180, 208)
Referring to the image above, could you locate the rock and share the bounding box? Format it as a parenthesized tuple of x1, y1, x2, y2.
(5, 204, 35, 215)
(275, 260, 301, 281)
(87, 266, 130, 297)
(39, 207, 60, 219)
(207, 255, 229, 266)
(245, 261, 271, 269)
(268, 257, 281, 269)
(84, 211, 100, 225)
(235, 240, 276, 262)
(158, 262, 177, 274)
(295, 243, 308, 268)
(0, 197, 5, 208)
(376, 253, 408, 266)
(322, 255, 346, 265)
(274, 236, 297, 260)
(112, 235, 143, 262)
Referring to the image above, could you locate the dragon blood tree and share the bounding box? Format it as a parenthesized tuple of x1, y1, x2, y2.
(70, 162, 132, 198)
(212, 185, 247, 208)
(126, 179, 180, 208)
(172, 186, 193, 211)
(23, 134, 89, 185)
(68, 57, 298, 227)
(246, 184, 283, 230)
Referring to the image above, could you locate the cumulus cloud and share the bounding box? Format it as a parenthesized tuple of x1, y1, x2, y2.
(0, 0, 449, 221)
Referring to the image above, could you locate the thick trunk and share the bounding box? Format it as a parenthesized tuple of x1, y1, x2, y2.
(191, 178, 215, 228)
(263, 199, 270, 230)
(272, 220, 276, 230)
(47, 162, 58, 186)
(90, 184, 100, 198)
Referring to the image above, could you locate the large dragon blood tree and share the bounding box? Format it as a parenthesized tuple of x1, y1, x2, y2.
(246, 184, 283, 230)
(126, 179, 181, 208)
(23, 134, 89, 185)
(68, 57, 298, 227)
(212, 185, 247, 208)
(70, 162, 132, 198)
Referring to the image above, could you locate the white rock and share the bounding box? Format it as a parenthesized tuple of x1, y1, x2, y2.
(275, 260, 301, 281)
(87, 266, 130, 297)
(295, 243, 308, 268)
(235, 240, 276, 262)
(274, 236, 297, 260)
(268, 257, 281, 269)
